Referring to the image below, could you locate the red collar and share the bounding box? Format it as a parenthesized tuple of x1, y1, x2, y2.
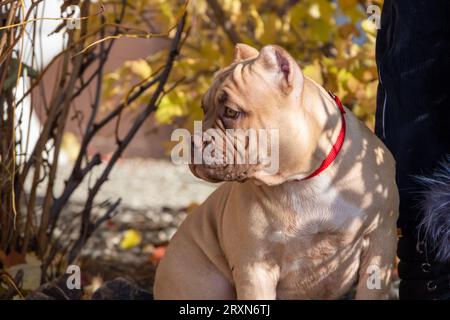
(301, 92, 346, 180)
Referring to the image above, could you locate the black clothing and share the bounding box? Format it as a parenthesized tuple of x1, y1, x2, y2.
(375, 0, 450, 299)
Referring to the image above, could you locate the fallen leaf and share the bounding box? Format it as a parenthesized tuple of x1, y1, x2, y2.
(120, 229, 142, 250)
(185, 202, 199, 214)
(149, 246, 166, 264)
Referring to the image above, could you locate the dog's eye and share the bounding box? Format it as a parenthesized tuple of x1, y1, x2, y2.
(223, 106, 240, 119)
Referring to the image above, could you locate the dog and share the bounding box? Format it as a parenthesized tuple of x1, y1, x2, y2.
(154, 44, 399, 299)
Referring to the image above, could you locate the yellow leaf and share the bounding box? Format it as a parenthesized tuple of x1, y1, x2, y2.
(338, 0, 358, 9)
(120, 229, 142, 250)
(223, 0, 241, 23)
(159, 0, 175, 26)
(361, 19, 377, 35)
(303, 60, 323, 85)
(260, 14, 281, 44)
(125, 59, 152, 80)
(308, 4, 321, 19)
(352, 104, 366, 118)
(338, 0, 364, 21)
(250, 6, 264, 39)
(156, 92, 187, 124)
(61, 132, 81, 162)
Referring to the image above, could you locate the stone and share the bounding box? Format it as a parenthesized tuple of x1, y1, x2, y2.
(91, 277, 153, 300)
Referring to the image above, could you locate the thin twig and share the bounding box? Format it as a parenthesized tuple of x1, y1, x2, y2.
(67, 12, 188, 263)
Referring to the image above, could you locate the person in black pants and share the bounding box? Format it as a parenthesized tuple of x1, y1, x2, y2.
(375, 0, 450, 299)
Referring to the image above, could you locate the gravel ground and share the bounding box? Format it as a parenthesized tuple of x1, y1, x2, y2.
(51, 158, 218, 209)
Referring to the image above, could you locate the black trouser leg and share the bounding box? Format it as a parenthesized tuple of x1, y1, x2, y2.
(375, 0, 450, 299)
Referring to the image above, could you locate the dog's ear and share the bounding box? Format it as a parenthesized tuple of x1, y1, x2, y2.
(234, 43, 259, 62)
(257, 45, 303, 94)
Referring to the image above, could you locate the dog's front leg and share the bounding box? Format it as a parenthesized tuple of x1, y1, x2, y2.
(355, 210, 398, 299)
(233, 263, 280, 300)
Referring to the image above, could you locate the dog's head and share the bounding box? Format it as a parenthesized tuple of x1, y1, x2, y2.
(190, 44, 306, 185)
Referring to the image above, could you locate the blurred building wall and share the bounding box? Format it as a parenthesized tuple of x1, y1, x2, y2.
(31, 37, 176, 160)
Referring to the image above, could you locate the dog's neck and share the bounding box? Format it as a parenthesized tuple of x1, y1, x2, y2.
(248, 81, 348, 223)
(298, 78, 345, 178)
(253, 77, 345, 186)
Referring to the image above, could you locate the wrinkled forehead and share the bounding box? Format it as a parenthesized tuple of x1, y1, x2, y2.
(202, 60, 269, 106)
(202, 65, 235, 106)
